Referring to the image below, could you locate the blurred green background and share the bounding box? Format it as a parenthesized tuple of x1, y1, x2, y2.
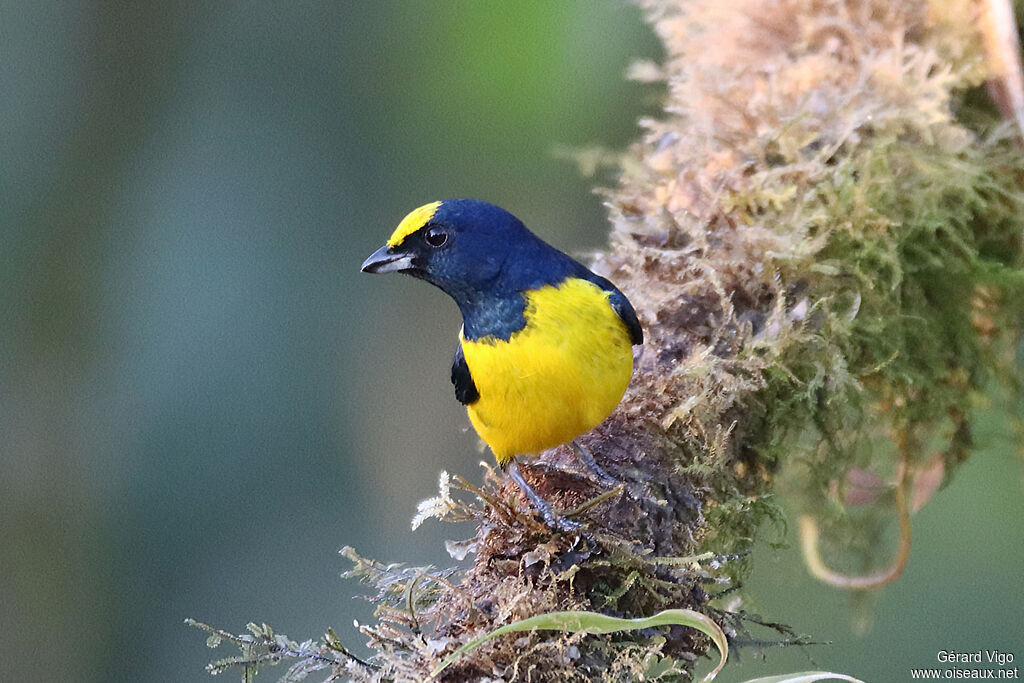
(1, 2, 1020, 682)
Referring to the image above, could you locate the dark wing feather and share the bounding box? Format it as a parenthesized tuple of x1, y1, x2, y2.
(451, 344, 480, 404)
(609, 290, 643, 345)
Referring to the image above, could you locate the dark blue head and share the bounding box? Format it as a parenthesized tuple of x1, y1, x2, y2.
(361, 199, 587, 338)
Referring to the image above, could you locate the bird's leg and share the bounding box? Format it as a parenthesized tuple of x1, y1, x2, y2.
(570, 440, 618, 487)
(506, 459, 582, 533)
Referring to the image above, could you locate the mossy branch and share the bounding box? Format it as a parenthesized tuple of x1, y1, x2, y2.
(190, 1, 1024, 681)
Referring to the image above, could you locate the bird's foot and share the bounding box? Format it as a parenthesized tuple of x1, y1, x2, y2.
(507, 459, 583, 533)
(540, 507, 584, 534)
(570, 440, 619, 487)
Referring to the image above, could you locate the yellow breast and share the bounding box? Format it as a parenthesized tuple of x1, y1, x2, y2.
(459, 278, 635, 464)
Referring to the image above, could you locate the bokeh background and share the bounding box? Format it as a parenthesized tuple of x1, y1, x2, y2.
(1, 2, 1020, 682)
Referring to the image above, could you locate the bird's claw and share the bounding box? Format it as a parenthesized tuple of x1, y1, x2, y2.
(571, 440, 619, 487)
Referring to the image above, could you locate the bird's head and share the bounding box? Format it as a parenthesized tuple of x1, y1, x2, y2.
(361, 199, 533, 303)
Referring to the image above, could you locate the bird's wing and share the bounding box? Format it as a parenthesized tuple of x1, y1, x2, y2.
(451, 344, 480, 405)
(608, 289, 644, 345)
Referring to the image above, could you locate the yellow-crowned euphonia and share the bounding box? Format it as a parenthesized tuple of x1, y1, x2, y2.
(361, 199, 643, 531)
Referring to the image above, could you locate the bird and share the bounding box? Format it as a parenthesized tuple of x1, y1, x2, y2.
(361, 199, 642, 531)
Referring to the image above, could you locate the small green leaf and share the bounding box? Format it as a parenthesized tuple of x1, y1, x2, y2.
(429, 608, 728, 681)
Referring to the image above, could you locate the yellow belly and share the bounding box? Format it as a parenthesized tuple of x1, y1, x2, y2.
(460, 278, 634, 464)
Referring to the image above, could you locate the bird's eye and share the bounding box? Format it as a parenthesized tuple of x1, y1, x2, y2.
(424, 227, 448, 247)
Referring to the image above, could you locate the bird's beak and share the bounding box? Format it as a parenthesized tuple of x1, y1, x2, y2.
(360, 244, 416, 274)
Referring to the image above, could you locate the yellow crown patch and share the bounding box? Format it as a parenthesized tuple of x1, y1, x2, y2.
(387, 201, 442, 248)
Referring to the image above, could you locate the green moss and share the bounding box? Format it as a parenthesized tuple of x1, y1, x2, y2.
(740, 112, 1024, 568)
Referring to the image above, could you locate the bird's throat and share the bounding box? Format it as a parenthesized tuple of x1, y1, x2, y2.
(456, 293, 528, 342)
